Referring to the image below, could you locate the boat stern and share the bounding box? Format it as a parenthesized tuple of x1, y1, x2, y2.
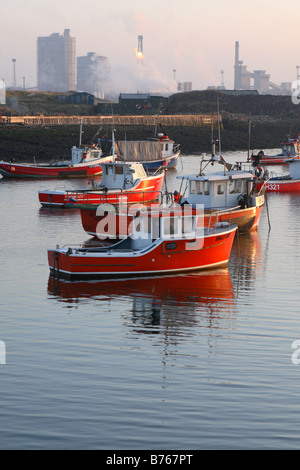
(48, 247, 76, 278)
(38, 189, 67, 207)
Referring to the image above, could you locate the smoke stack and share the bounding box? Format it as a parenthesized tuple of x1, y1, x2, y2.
(234, 41, 240, 90)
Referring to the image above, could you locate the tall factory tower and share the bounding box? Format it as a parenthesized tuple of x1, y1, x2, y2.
(37, 29, 76, 92)
(234, 41, 250, 90)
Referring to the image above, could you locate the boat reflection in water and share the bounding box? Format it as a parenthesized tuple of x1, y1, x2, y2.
(48, 268, 235, 331)
(229, 230, 263, 295)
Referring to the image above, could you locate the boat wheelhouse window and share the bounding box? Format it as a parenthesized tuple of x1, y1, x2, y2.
(116, 165, 124, 174)
(190, 180, 209, 195)
(106, 164, 123, 175)
(165, 144, 169, 151)
(133, 215, 150, 234)
(191, 180, 202, 194)
(229, 179, 244, 194)
(217, 183, 225, 195)
(204, 181, 210, 195)
(182, 216, 194, 234)
(163, 217, 179, 236)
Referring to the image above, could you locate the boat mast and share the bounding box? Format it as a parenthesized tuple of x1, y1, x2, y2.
(247, 119, 251, 161)
(217, 95, 221, 155)
(79, 119, 83, 147)
(211, 114, 216, 157)
(112, 129, 115, 162)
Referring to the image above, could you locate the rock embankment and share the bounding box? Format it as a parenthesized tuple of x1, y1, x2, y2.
(1, 89, 300, 161)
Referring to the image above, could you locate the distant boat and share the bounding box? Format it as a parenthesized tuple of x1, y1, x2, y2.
(255, 159, 300, 192)
(250, 136, 300, 165)
(115, 128, 180, 170)
(48, 207, 238, 279)
(0, 146, 113, 179)
(0, 121, 113, 178)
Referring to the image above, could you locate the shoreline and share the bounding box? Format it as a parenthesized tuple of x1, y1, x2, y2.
(0, 119, 298, 162)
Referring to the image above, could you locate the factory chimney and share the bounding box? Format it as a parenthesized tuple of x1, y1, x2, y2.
(234, 41, 240, 90)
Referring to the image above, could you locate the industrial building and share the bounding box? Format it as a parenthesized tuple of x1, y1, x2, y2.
(234, 41, 292, 95)
(37, 29, 76, 92)
(95, 93, 168, 115)
(118, 93, 168, 114)
(77, 52, 109, 98)
(178, 82, 192, 92)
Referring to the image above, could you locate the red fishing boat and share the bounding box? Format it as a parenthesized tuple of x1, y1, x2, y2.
(38, 160, 165, 207)
(48, 208, 238, 279)
(250, 136, 300, 165)
(0, 146, 113, 179)
(254, 159, 300, 192)
(79, 158, 264, 239)
(0, 119, 115, 180)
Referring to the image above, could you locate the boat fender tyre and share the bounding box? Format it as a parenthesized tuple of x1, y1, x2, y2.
(237, 193, 248, 209)
(255, 166, 264, 179)
(126, 178, 132, 185)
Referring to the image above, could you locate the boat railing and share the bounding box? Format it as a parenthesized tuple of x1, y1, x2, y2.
(173, 143, 180, 154)
(64, 188, 170, 207)
(266, 170, 290, 180)
(233, 161, 255, 173)
(206, 206, 241, 231)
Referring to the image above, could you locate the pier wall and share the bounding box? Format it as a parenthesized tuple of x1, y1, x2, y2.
(0, 114, 219, 127)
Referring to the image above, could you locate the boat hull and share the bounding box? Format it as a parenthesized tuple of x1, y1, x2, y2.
(0, 156, 112, 179)
(256, 178, 300, 192)
(48, 226, 237, 279)
(80, 203, 263, 239)
(141, 152, 179, 170)
(251, 156, 300, 165)
(204, 204, 263, 233)
(38, 173, 165, 207)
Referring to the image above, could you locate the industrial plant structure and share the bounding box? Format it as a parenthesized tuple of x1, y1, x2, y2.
(135, 35, 144, 61)
(77, 52, 109, 98)
(37, 29, 76, 92)
(234, 41, 291, 95)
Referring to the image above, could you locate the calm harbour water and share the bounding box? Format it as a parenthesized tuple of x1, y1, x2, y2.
(1, 150, 300, 450)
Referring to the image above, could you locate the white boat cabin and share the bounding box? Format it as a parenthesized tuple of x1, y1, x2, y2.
(117, 207, 199, 251)
(71, 146, 104, 165)
(157, 133, 179, 159)
(99, 161, 148, 189)
(289, 160, 300, 179)
(279, 138, 300, 157)
(178, 170, 255, 209)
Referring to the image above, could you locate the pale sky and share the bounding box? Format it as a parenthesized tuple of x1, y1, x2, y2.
(1, 0, 299, 94)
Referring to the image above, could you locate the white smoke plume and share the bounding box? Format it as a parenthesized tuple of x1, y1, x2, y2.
(103, 60, 178, 99)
